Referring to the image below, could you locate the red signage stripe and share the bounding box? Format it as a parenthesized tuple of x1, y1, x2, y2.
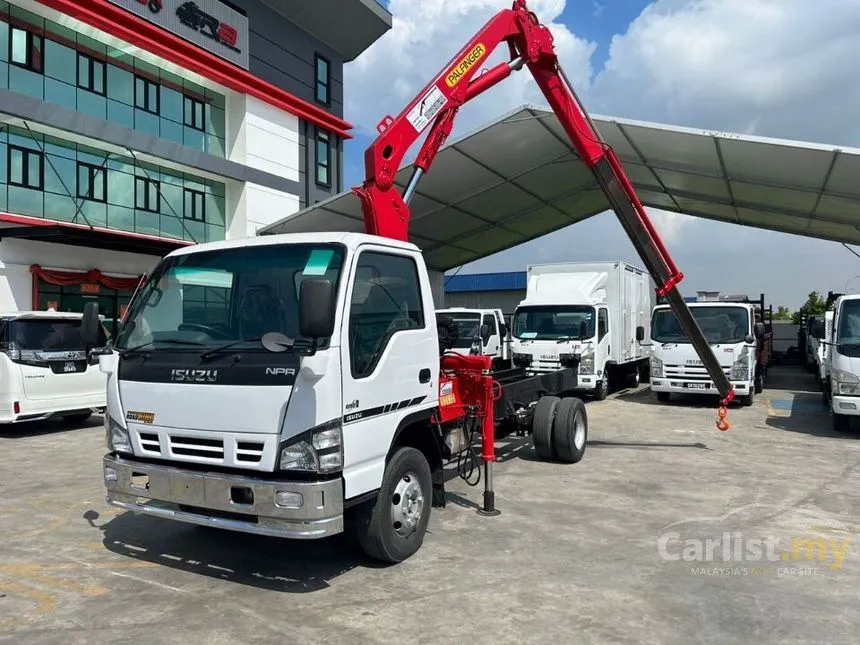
(36, 0, 354, 139)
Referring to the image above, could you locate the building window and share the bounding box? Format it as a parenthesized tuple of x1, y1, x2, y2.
(315, 53, 330, 105)
(134, 75, 160, 114)
(77, 162, 107, 203)
(8, 145, 43, 190)
(315, 128, 330, 187)
(9, 27, 43, 73)
(183, 95, 205, 131)
(183, 187, 205, 221)
(77, 52, 106, 96)
(134, 176, 160, 212)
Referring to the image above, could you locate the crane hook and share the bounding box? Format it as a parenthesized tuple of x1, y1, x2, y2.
(716, 405, 730, 431)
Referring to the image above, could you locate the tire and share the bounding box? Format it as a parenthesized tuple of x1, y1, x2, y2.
(63, 412, 92, 424)
(552, 397, 588, 463)
(741, 389, 754, 407)
(833, 413, 851, 432)
(625, 367, 640, 389)
(656, 391, 671, 403)
(532, 395, 560, 460)
(593, 377, 609, 401)
(639, 359, 651, 384)
(354, 446, 432, 564)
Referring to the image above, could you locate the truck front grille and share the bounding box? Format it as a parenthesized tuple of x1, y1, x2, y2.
(665, 364, 732, 380)
(129, 427, 276, 470)
(170, 435, 224, 460)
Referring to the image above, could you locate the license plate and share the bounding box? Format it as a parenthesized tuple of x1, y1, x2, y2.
(50, 360, 86, 374)
(684, 382, 710, 390)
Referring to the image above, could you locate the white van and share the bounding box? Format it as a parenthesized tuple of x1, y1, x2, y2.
(0, 311, 108, 424)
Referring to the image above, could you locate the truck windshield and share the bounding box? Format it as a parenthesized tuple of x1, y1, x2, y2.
(443, 312, 482, 348)
(836, 299, 860, 356)
(512, 305, 595, 340)
(114, 243, 346, 351)
(651, 306, 750, 344)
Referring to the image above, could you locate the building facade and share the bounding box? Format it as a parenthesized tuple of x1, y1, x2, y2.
(0, 0, 390, 333)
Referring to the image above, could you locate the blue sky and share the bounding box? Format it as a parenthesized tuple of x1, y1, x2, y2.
(339, 0, 860, 309)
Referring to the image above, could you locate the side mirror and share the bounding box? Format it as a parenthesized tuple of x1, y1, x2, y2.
(744, 333, 755, 344)
(299, 278, 335, 338)
(812, 321, 825, 339)
(499, 323, 508, 339)
(80, 302, 100, 349)
(480, 323, 490, 342)
(754, 322, 765, 339)
(636, 325, 645, 342)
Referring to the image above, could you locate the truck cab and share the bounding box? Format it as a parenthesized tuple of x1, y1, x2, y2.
(649, 300, 767, 406)
(435, 307, 510, 368)
(821, 294, 860, 431)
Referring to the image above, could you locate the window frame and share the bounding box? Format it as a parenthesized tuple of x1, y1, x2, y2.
(314, 53, 330, 106)
(183, 187, 206, 222)
(348, 250, 426, 380)
(315, 127, 331, 188)
(598, 307, 609, 342)
(134, 176, 161, 213)
(76, 51, 106, 96)
(76, 161, 107, 203)
(134, 74, 160, 115)
(9, 26, 43, 74)
(183, 94, 206, 131)
(8, 144, 44, 191)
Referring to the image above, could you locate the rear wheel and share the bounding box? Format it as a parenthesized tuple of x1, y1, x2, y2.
(354, 446, 432, 563)
(552, 397, 587, 463)
(625, 367, 640, 389)
(532, 395, 560, 460)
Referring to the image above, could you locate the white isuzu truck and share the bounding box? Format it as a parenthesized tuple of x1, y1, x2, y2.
(435, 307, 510, 369)
(508, 261, 652, 400)
(816, 293, 860, 431)
(649, 295, 771, 406)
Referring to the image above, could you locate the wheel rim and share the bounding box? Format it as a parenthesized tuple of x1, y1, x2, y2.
(573, 411, 586, 450)
(390, 471, 424, 538)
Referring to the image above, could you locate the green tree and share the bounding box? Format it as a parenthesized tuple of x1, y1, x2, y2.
(773, 305, 793, 321)
(792, 291, 827, 324)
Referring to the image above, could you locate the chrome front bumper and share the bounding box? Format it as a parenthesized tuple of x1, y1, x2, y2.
(103, 454, 343, 539)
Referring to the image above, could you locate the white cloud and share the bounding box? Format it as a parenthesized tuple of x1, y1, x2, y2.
(344, 0, 596, 146)
(344, 0, 860, 308)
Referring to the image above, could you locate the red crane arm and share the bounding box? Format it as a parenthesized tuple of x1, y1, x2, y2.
(352, 0, 735, 420)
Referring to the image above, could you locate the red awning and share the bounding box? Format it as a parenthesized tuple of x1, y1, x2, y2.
(0, 212, 194, 256)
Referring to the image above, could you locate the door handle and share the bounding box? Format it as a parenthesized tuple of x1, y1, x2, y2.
(419, 368, 431, 383)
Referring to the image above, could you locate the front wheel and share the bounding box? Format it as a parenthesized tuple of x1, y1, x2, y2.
(354, 446, 432, 563)
(593, 377, 609, 401)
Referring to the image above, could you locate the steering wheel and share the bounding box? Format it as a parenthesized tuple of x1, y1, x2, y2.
(178, 322, 232, 339)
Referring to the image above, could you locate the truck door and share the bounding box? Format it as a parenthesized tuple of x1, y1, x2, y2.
(597, 307, 610, 374)
(340, 247, 437, 497)
(482, 312, 500, 357)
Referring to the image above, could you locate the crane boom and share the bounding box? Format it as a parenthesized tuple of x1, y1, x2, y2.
(352, 0, 735, 428)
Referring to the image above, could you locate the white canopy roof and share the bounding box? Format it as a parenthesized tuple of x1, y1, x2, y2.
(260, 104, 860, 271)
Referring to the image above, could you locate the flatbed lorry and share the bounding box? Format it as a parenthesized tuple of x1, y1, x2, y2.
(82, 0, 736, 564)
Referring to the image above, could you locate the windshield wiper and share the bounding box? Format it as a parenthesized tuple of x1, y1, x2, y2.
(555, 335, 581, 343)
(118, 338, 205, 356)
(199, 337, 265, 359)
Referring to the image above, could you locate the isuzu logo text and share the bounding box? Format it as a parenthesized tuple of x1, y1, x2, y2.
(170, 368, 218, 382)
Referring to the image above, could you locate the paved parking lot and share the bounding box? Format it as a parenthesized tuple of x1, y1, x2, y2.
(2, 366, 859, 644)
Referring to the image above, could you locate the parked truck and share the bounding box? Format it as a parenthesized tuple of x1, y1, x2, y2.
(435, 307, 511, 369)
(508, 261, 652, 400)
(649, 293, 772, 406)
(81, 0, 737, 565)
(813, 291, 849, 428)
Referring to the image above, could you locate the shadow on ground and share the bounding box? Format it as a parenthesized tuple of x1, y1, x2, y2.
(0, 413, 102, 438)
(86, 508, 385, 593)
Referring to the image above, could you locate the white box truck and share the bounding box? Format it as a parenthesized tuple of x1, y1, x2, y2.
(508, 261, 652, 400)
(816, 293, 860, 431)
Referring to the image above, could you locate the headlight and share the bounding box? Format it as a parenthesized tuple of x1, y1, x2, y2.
(278, 418, 343, 474)
(105, 415, 132, 454)
(578, 352, 595, 375)
(650, 356, 663, 378)
(832, 370, 860, 396)
(730, 348, 750, 380)
(512, 352, 532, 367)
